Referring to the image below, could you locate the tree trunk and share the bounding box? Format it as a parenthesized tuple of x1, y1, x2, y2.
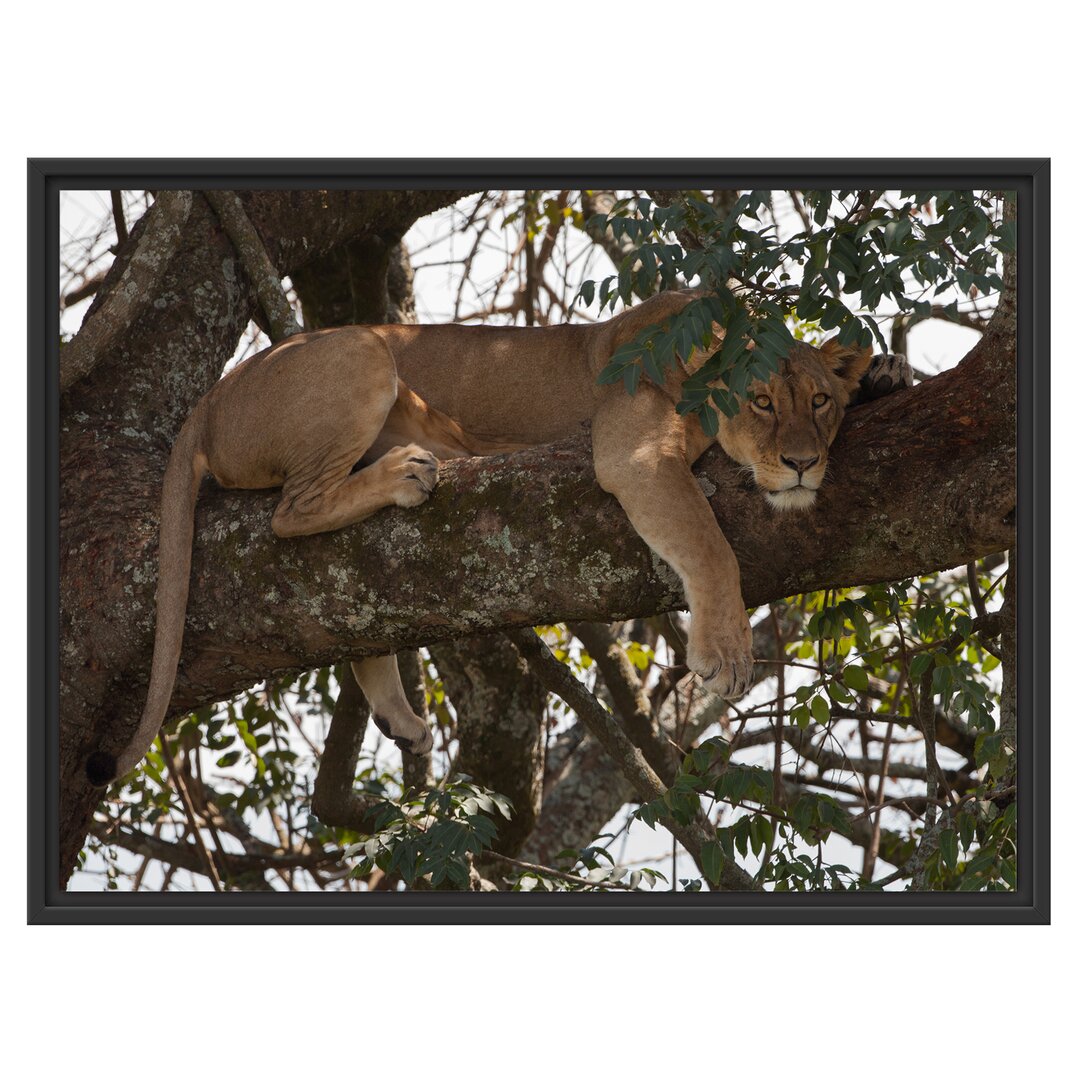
(429, 635, 548, 855)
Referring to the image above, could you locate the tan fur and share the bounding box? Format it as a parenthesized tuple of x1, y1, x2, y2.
(716, 341, 872, 509)
(93, 292, 870, 784)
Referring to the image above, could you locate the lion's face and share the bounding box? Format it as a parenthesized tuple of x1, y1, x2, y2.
(717, 339, 872, 511)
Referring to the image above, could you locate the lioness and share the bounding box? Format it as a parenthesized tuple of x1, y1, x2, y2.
(85, 288, 874, 785)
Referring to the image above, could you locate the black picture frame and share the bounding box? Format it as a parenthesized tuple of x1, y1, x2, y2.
(29, 159, 1050, 923)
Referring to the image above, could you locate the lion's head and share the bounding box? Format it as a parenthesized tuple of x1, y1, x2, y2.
(716, 339, 872, 511)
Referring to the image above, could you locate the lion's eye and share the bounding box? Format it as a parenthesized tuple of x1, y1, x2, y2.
(812, 393, 830, 408)
(753, 395, 773, 411)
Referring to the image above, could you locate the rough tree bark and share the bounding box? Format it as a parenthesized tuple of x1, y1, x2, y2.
(58, 194, 1015, 883)
(429, 635, 548, 855)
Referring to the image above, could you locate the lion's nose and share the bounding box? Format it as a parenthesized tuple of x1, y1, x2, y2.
(781, 455, 819, 475)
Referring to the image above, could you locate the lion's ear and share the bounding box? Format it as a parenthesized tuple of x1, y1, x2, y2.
(820, 338, 874, 390)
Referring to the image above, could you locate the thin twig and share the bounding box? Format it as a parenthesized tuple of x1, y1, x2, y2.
(918, 668, 956, 807)
(770, 607, 785, 806)
(186, 745, 233, 886)
(159, 733, 223, 891)
(110, 190, 128, 249)
(968, 562, 988, 620)
(61, 271, 107, 310)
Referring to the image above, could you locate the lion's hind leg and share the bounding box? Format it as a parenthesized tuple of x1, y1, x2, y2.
(351, 656, 433, 756)
(270, 444, 438, 538)
(259, 329, 440, 538)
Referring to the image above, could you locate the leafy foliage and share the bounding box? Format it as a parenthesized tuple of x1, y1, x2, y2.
(628, 559, 1011, 892)
(343, 778, 513, 889)
(511, 844, 666, 893)
(579, 190, 1010, 431)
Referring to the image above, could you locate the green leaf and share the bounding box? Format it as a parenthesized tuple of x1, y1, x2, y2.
(810, 695, 831, 725)
(827, 679, 854, 705)
(696, 405, 719, 437)
(733, 817, 751, 857)
(975, 732, 1003, 769)
(957, 811, 975, 852)
(750, 815, 773, 857)
(700, 840, 724, 886)
(842, 665, 869, 692)
(829, 232, 860, 276)
(883, 218, 912, 253)
(931, 663, 953, 696)
(909, 652, 933, 680)
(940, 829, 958, 873)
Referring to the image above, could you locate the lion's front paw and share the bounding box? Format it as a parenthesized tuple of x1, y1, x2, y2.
(380, 444, 439, 508)
(857, 352, 913, 403)
(688, 620, 755, 700)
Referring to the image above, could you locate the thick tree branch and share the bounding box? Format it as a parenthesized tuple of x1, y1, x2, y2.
(139, 324, 1012, 728)
(429, 635, 547, 855)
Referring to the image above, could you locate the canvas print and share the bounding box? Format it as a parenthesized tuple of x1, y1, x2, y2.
(56, 184, 1018, 898)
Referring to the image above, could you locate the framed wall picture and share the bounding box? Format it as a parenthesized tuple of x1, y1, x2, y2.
(29, 160, 1049, 922)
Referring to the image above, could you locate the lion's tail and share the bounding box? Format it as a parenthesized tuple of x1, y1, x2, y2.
(86, 415, 207, 786)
